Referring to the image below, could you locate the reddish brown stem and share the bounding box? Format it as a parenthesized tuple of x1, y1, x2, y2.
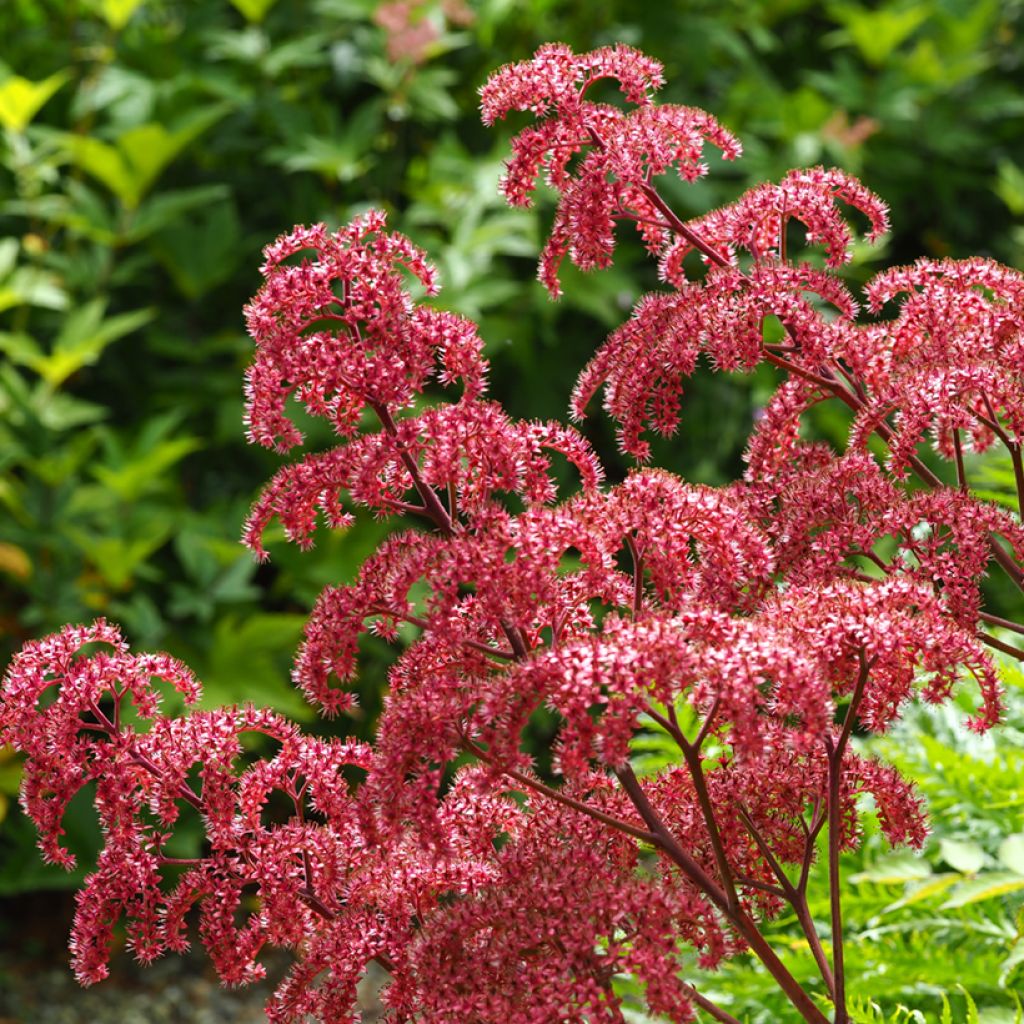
(1011, 443, 1024, 522)
(625, 533, 644, 618)
(952, 429, 967, 492)
(615, 765, 829, 1024)
(979, 610, 1024, 637)
(737, 806, 835, 998)
(368, 602, 515, 661)
(682, 983, 744, 1024)
(369, 399, 454, 536)
(824, 654, 871, 1024)
(677, 739, 740, 910)
(463, 738, 657, 844)
(981, 632, 1024, 661)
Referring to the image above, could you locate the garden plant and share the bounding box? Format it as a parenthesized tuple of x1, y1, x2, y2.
(5, 41, 1024, 1023)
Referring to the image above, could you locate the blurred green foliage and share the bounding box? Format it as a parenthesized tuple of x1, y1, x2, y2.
(1, 0, 1024, 1014)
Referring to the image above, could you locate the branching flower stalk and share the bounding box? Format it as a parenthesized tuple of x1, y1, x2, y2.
(4, 42, 1024, 1024)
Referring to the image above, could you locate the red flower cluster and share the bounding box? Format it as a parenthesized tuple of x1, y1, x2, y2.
(4, 42, 1024, 1024)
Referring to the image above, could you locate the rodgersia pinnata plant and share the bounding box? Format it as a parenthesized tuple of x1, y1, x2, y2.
(4, 43, 1024, 1023)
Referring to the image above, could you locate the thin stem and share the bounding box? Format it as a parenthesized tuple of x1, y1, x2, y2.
(615, 764, 727, 904)
(980, 632, 1024, 661)
(369, 399, 454, 536)
(1011, 443, 1024, 521)
(800, 799, 827, 895)
(368, 602, 515, 661)
(763, 351, 858, 404)
(464, 738, 657, 844)
(678, 739, 740, 910)
(825, 741, 847, 1024)
(615, 765, 829, 1024)
(644, 706, 687, 748)
(824, 653, 871, 1024)
(682, 982, 744, 1024)
(734, 875, 787, 899)
(735, 807, 835, 998)
(982, 393, 1013, 448)
(694, 696, 721, 749)
(637, 180, 731, 269)
(989, 538, 1024, 592)
(979, 610, 1024, 637)
(952, 429, 967, 492)
(501, 620, 530, 660)
(299, 888, 338, 921)
(625, 533, 644, 618)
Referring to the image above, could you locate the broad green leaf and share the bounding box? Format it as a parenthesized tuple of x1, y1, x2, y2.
(97, 0, 146, 30)
(850, 852, 931, 885)
(1001, 943, 1024, 987)
(883, 871, 961, 912)
(60, 106, 229, 208)
(68, 528, 172, 589)
(996, 159, 1024, 216)
(7, 300, 155, 389)
(92, 435, 200, 502)
(59, 134, 137, 207)
(998, 834, 1024, 874)
(941, 871, 1024, 908)
(35, 391, 108, 432)
(0, 332, 44, 368)
(0, 266, 68, 313)
(940, 837, 986, 874)
(0, 71, 68, 133)
(826, 3, 931, 66)
(230, 0, 279, 22)
(151, 200, 242, 299)
(0, 238, 17, 277)
(127, 184, 231, 242)
(0, 239, 68, 314)
(201, 614, 314, 720)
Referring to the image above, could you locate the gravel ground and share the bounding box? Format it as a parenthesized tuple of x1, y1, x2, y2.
(0, 894, 386, 1024)
(0, 954, 388, 1024)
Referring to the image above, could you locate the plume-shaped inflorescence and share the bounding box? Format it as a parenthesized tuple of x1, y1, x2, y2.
(4, 42, 1024, 1024)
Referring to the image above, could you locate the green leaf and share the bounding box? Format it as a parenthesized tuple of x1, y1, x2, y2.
(959, 985, 981, 1024)
(996, 160, 1024, 216)
(68, 526, 173, 589)
(883, 871, 961, 912)
(0, 71, 68, 133)
(200, 614, 314, 720)
(128, 184, 232, 243)
(998, 834, 1024, 874)
(1001, 943, 1024, 987)
(59, 106, 230, 208)
(91, 434, 201, 502)
(0, 266, 68, 314)
(95, 0, 146, 30)
(941, 871, 1024, 908)
(267, 102, 381, 182)
(940, 837, 986, 874)
(150, 200, 241, 299)
(230, 0, 279, 23)
(851, 852, 932, 885)
(4, 300, 154, 389)
(36, 391, 108, 431)
(826, 3, 931, 66)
